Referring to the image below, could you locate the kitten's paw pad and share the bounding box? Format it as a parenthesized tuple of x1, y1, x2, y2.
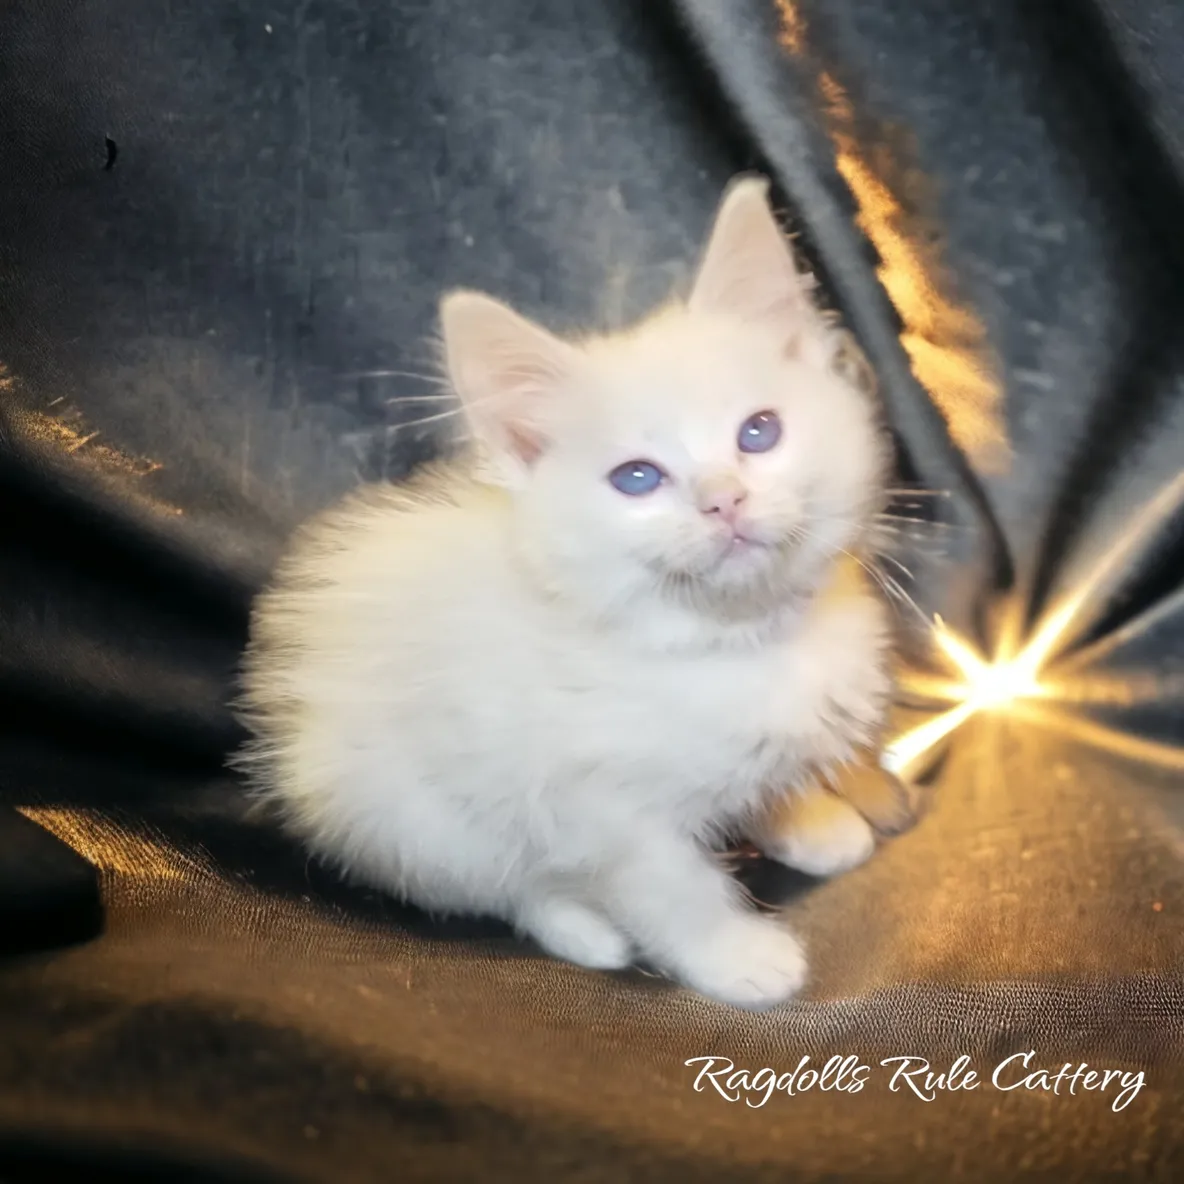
(760, 794, 876, 877)
(679, 919, 807, 1010)
(521, 899, 633, 971)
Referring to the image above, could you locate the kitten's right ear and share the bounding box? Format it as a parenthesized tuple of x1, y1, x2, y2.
(440, 290, 578, 481)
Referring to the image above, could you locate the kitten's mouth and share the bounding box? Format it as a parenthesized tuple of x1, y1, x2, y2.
(709, 528, 773, 569)
(727, 533, 763, 553)
(728, 520, 779, 549)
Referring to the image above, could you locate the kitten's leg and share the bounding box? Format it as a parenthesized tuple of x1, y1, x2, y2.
(599, 834, 807, 1010)
(516, 893, 634, 971)
(751, 783, 875, 877)
(829, 757, 922, 837)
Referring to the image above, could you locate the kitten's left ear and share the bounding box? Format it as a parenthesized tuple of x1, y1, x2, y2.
(689, 176, 818, 333)
(440, 290, 579, 482)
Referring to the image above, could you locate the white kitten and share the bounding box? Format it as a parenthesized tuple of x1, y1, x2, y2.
(235, 177, 893, 1009)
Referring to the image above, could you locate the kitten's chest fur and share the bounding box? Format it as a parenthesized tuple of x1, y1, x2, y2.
(537, 576, 890, 826)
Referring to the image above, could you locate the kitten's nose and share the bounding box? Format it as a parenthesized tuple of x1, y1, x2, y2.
(696, 476, 748, 522)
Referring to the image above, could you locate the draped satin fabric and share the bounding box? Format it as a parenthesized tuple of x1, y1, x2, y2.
(1, 1, 1182, 1178)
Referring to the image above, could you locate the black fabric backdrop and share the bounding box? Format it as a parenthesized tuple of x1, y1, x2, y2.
(2, 0, 1183, 1179)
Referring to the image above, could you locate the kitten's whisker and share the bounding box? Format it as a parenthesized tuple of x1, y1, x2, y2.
(341, 368, 444, 382)
(873, 513, 957, 528)
(384, 394, 461, 405)
(384, 391, 509, 429)
(796, 518, 934, 631)
(386, 406, 471, 432)
(872, 570, 932, 629)
(876, 551, 915, 582)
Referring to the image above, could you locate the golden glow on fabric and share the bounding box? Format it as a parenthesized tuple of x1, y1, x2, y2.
(775, 2, 1009, 471)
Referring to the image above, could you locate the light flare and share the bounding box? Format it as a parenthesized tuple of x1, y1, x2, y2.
(884, 615, 1054, 779)
(932, 617, 1046, 712)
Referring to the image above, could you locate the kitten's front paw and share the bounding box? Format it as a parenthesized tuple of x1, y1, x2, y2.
(677, 917, 807, 1010)
(519, 897, 633, 971)
(756, 788, 876, 877)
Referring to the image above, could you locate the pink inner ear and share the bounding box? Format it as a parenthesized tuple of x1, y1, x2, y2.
(440, 290, 578, 469)
(507, 422, 544, 466)
(689, 177, 813, 329)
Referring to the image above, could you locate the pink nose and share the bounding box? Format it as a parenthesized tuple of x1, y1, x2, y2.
(696, 479, 748, 522)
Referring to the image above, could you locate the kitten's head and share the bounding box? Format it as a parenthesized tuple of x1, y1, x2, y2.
(440, 176, 888, 622)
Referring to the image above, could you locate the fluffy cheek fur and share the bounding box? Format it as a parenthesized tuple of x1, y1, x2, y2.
(775, 379, 891, 580)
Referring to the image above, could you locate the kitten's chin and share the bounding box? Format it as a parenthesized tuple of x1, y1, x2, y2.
(702, 527, 857, 608)
(641, 525, 843, 618)
(708, 537, 773, 579)
(683, 541, 802, 605)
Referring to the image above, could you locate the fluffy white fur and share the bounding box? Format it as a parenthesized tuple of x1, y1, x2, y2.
(236, 177, 893, 1009)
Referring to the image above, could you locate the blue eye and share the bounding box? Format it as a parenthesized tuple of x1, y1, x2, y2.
(738, 409, 782, 454)
(608, 460, 664, 496)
